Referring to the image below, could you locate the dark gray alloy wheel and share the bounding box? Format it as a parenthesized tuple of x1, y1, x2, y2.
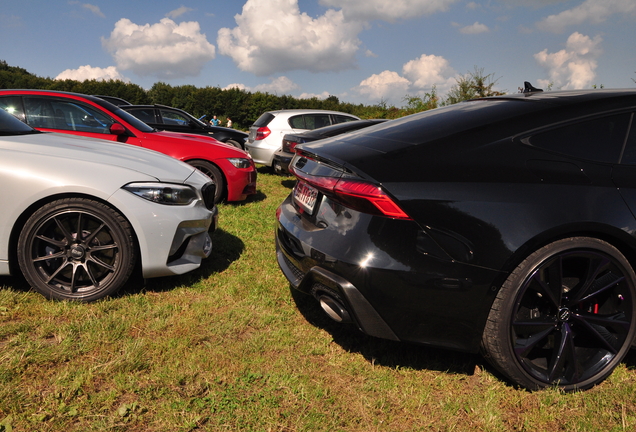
(17, 198, 137, 302)
(187, 159, 224, 203)
(482, 237, 636, 390)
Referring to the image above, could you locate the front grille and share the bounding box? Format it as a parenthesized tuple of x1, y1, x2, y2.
(201, 182, 216, 209)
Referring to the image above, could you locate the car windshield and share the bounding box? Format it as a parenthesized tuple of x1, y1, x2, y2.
(0, 108, 40, 136)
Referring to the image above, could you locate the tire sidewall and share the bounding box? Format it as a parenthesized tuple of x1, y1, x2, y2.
(17, 198, 136, 302)
(487, 237, 636, 390)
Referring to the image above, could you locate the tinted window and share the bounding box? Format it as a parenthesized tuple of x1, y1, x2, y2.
(254, 112, 275, 127)
(304, 114, 331, 129)
(527, 113, 631, 163)
(289, 115, 305, 129)
(0, 106, 37, 134)
(333, 114, 357, 124)
(620, 114, 636, 164)
(24, 97, 115, 134)
(0, 96, 25, 122)
(160, 109, 190, 126)
(127, 108, 156, 124)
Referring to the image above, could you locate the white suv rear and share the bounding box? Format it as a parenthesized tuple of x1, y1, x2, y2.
(246, 109, 359, 167)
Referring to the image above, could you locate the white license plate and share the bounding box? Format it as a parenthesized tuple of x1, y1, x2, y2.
(293, 181, 318, 214)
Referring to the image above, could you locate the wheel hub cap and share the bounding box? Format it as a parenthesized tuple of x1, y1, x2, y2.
(70, 244, 86, 260)
(558, 307, 572, 322)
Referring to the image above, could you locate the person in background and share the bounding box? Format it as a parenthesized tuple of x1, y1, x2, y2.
(226, 117, 233, 128)
(210, 115, 220, 126)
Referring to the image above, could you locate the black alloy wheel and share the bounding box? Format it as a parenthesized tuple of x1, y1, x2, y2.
(17, 198, 137, 302)
(187, 160, 224, 203)
(482, 237, 636, 390)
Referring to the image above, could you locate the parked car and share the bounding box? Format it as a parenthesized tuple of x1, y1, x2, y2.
(119, 104, 249, 150)
(273, 119, 389, 174)
(0, 107, 217, 302)
(276, 88, 636, 391)
(93, 95, 132, 106)
(246, 109, 360, 167)
(0, 90, 257, 203)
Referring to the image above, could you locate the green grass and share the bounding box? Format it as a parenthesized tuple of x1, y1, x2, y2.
(1, 169, 636, 431)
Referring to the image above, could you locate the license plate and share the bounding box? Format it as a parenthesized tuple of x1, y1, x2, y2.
(293, 181, 318, 214)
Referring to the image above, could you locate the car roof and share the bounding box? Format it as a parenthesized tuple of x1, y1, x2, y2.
(265, 109, 360, 116)
(1, 89, 119, 110)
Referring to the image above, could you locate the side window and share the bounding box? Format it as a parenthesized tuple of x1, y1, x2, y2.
(24, 97, 114, 133)
(620, 114, 636, 164)
(289, 115, 305, 129)
(305, 114, 330, 130)
(0, 96, 25, 122)
(128, 108, 156, 124)
(526, 113, 631, 163)
(159, 109, 190, 126)
(333, 115, 357, 124)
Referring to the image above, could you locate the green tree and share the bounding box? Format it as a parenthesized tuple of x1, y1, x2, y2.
(444, 67, 505, 105)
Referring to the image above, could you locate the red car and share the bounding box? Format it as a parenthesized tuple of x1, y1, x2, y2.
(0, 90, 257, 203)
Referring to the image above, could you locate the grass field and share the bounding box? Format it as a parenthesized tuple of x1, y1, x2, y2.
(1, 168, 636, 431)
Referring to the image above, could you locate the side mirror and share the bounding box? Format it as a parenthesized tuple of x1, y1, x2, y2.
(110, 123, 126, 135)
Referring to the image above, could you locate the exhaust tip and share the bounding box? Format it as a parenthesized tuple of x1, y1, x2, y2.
(318, 295, 351, 323)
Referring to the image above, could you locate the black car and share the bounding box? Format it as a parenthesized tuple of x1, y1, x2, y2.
(276, 88, 636, 391)
(273, 119, 388, 174)
(120, 105, 248, 149)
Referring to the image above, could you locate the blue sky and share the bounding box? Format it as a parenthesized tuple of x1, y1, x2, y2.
(1, 0, 635, 106)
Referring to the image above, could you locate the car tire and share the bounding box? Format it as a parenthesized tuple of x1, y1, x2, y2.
(225, 139, 243, 150)
(481, 237, 636, 391)
(187, 159, 224, 203)
(17, 198, 137, 302)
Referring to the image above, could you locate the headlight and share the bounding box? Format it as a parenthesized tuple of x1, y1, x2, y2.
(227, 158, 252, 169)
(124, 183, 198, 205)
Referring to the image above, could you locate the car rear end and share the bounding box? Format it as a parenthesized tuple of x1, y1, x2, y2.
(247, 111, 278, 165)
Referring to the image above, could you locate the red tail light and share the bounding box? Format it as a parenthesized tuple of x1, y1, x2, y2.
(255, 126, 271, 141)
(282, 139, 299, 153)
(291, 167, 411, 220)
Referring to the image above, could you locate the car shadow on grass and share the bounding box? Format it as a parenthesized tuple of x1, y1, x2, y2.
(289, 286, 480, 378)
(126, 227, 245, 296)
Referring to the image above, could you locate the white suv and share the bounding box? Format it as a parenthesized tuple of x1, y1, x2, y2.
(246, 109, 360, 167)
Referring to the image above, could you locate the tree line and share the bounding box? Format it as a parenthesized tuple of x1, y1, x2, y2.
(0, 60, 504, 130)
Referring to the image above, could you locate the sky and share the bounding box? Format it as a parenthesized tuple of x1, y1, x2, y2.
(1, 0, 635, 106)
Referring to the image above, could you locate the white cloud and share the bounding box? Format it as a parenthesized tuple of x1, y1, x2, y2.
(537, 0, 636, 33)
(81, 3, 105, 18)
(102, 18, 216, 79)
(166, 6, 193, 19)
(402, 54, 457, 92)
(223, 76, 300, 94)
(69, 2, 105, 18)
(534, 32, 602, 89)
(356, 70, 411, 102)
(298, 91, 331, 99)
(217, 0, 363, 76)
(253, 76, 300, 93)
(223, 83, 248, 91)
(55, 65, 129, 82)
(318, 0, 459, 22)
(459, 22, 490, 34)
(354, 53, 459, 104)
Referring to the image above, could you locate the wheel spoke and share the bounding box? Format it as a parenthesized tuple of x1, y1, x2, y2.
(572, 312, 630, 353)
(34, 234, 66, 248)
(53, 215, 75, 243)
(32, 250, 66, 263)
(547, 323, 576, 382)
(513, 320, 556, 357)
(82, 222, 106, 245)
(567, 255, 610, 305)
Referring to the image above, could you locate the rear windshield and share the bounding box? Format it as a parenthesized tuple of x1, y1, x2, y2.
(253, 112, 275, 127)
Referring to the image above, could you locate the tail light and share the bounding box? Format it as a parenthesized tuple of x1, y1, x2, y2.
(282, 139, 300, 153)
(291, 167, 411, 220)
(255, 126, 271, 141)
